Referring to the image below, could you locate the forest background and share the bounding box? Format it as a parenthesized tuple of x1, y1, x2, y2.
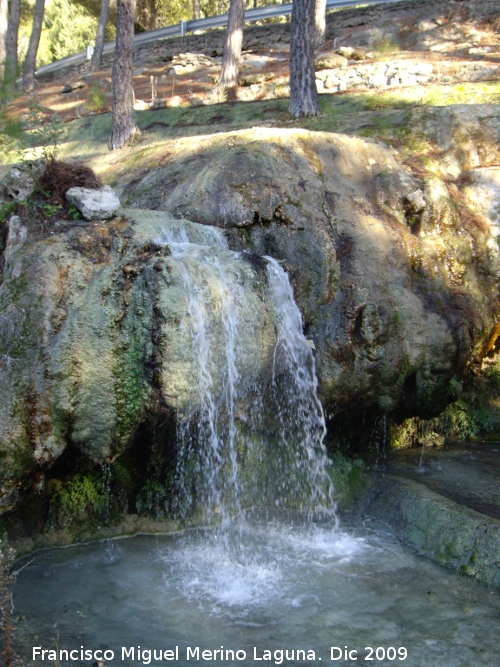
(14, 0, 281, 67)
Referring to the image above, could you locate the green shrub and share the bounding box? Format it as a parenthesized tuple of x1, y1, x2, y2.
(85, 80, 110, 114)
(372, 35, 400, 54)
(49, 473, 107, 529)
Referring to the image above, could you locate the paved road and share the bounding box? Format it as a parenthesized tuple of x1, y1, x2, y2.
(36, 0, 408, 77)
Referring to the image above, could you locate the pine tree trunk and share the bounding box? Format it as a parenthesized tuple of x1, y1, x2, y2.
(22, 0, 45, 91)
(0, 0, 7, 79)
(313, 0, 326, 49)
(289, 0, 320, 117)
(5, 0, 21, 81)
(90, 0, 109, 72)
(219, 0, 245, 89)
(148, 0, 156, 30)
(193, 0, 200, 21)
(109, 0, 138, 150)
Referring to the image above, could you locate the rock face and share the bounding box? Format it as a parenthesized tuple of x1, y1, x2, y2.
(1, 125, 499, 519)
(65, 185, 121, 220)
(0, 211, 275, 513)
(123, 126, 500, 419)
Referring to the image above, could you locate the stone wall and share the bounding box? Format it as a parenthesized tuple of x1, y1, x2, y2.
(316, 59, 500, 93)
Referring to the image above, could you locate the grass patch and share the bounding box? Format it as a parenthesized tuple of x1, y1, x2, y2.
(2, 81, 498, 184)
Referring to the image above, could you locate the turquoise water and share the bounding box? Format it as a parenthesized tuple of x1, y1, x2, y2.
(13, 513, 500, 667)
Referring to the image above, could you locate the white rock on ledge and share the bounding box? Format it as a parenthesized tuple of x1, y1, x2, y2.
(65, 185, 121, 221)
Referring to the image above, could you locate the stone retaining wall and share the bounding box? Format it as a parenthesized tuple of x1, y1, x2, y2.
(316, 59, 500, 93)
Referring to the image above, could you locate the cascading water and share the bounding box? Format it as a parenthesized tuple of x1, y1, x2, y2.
(155, 225, 246, 525)
(154, 226, 335, 528)
(264, 257, 335, 521)
(147, 226, 338, 608)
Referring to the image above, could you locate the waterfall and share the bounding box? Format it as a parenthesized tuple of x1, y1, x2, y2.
(156, 224, 335, 526)
(265, 257, 335, 522)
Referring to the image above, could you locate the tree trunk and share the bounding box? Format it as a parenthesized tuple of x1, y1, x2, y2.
(313, 0, 326, 49)
(90, 0, 110, 72)
(289, 0, 320, 117)
(193, 0, 200, 21)
(5, 0, 21, 82)
(0, 0, 7, 79)
(109, 0, 138, 150)
(22, 0, 45, 91)
(219, 0, 245, 89)
(148, 0, 155, 30)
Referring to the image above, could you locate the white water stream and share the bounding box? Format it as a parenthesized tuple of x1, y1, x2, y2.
(154, 226, 335, 526)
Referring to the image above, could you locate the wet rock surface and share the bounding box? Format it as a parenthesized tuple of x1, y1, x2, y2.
(361, 442, 500, 589)
(385, 442, 500, 520)
(0, 209, 275, 514)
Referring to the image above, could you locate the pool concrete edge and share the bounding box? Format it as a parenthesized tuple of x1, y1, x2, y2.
(359, 473, 500, 590)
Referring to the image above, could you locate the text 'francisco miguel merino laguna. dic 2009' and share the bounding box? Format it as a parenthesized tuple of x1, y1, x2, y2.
(32, 645, 409, 664)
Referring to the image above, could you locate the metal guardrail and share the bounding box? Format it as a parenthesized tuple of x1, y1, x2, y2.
(36, 0, 408, 77)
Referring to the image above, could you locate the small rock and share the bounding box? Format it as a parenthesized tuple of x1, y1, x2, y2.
(239, 72, 275, 86)
(61, 81, 85, 94)
(315, 54, 348, 71)
(65, 185, 120, 221)
(134, 99, 150, 110)
(167, 96, 182, 108)
(2, 166, 39, 201)
(337, 46, 366, 61)
(150, 98, 167, 109)
(405, 189, 426, 212)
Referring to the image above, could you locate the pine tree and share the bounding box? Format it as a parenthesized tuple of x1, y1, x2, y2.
(313, 0, 326, 49)
(193, 0, 200, 21)
(91, 0, 110, 72)
(22, 0, 46, 91)
(109, 0, 138, 150)
(289, 0, 320, 117)
(219, 0, 245, 89)
(5, 0, 21, 82)
(147, 0, 156, 30)
(0, 0, 7, 79)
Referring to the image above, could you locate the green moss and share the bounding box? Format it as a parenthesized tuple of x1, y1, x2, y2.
(49, 472, 107, 530)
(390, 352, 500, 448)
(48, 461, 132, 533)
(112, 284, 152, 449)
(136, 477, 174, 520)
(326, 452, 369, 510)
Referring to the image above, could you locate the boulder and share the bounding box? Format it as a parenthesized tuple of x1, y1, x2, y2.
(337, 46, 366, 60)
(239, 72, 275, 86)
(315, 54, 348, 70)
(2, 122, 500, 523)
(0, 211, 275, 513)
(4, 215, 28, 264)
(61, 80, 85, 94)
(65, 185, 121, 220)
(122, 127, 500, 420)
(2, 161, 45, 201)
